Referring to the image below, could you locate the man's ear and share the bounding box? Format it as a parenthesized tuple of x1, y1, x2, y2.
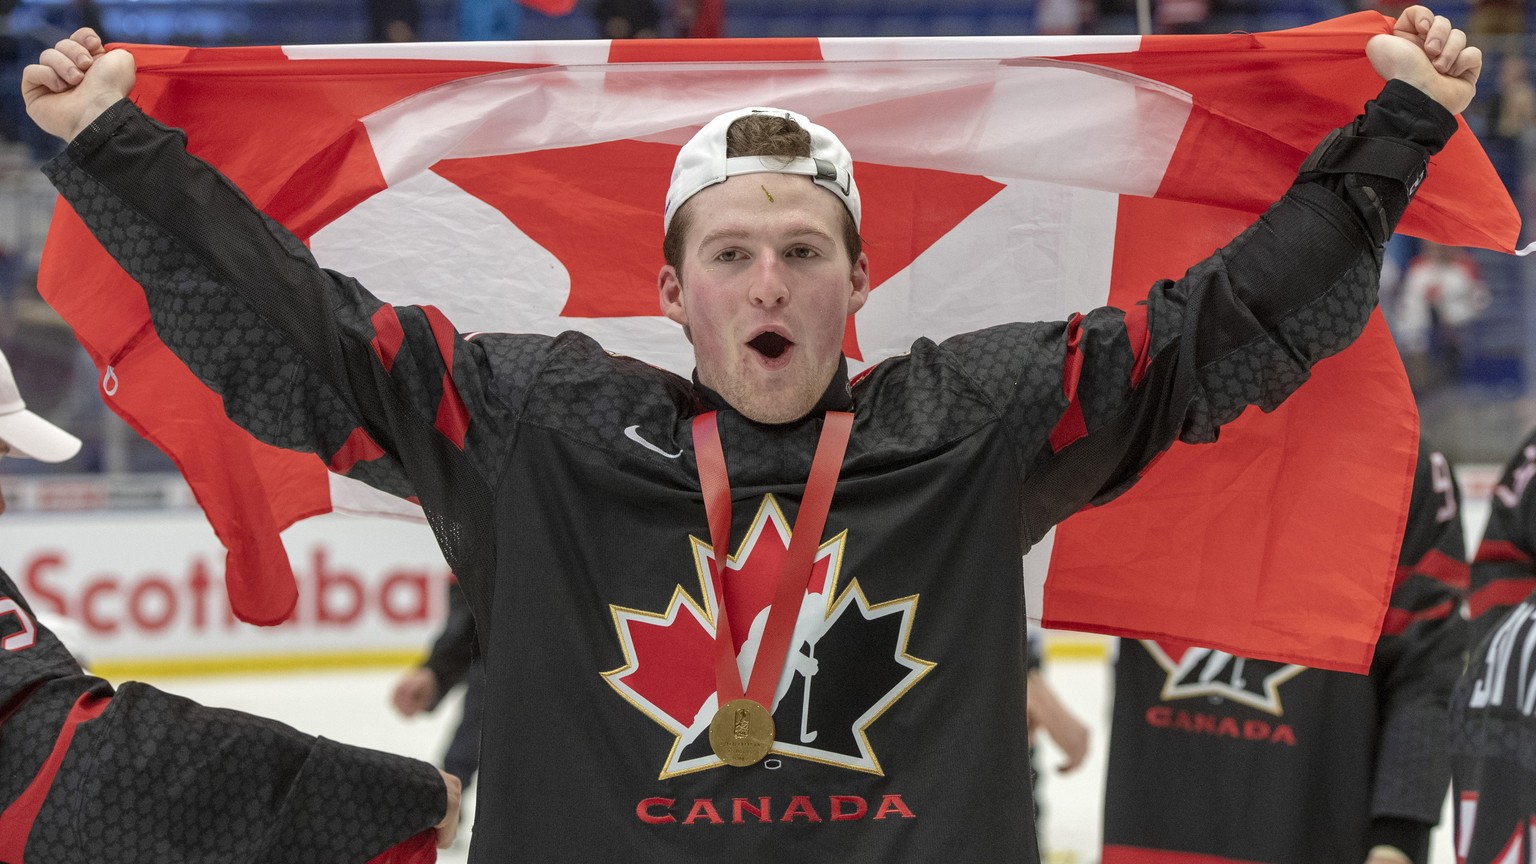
(846, 252, 872, 316)
(658, 265, 688, 327)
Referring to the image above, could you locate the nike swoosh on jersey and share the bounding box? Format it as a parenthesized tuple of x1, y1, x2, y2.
(624, 425, 682, 459)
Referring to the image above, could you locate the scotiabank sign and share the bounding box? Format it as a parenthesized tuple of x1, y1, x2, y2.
(0, 511, 450, 663)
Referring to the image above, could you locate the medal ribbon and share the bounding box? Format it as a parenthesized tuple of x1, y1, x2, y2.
(693, 410, 853, 709)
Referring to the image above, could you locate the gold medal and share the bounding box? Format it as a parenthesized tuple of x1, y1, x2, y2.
(709, 698, 775, 767)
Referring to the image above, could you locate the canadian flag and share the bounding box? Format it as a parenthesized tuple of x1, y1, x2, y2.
(39, 12, 1521, 673)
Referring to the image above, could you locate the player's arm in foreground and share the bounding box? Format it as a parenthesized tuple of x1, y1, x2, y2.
(0, 566, 460, 862)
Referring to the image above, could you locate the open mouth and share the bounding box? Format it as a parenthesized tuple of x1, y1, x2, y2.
(747, 331, 793, 360)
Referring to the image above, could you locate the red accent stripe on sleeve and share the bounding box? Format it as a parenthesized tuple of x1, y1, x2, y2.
(421, 306, 471, 450)
(1399, 548, 1471, 591)
(0, 690, 111, 861)
(1380, 599, 1456, 637)
(328, 426, 387, 475)
(371, 306, 406, 373)
(1474, 539, 1533, 565)
(1470, 578, 1536, 620)
(1123, 302, 1152, 386)
(1048, 313, 1088, 452)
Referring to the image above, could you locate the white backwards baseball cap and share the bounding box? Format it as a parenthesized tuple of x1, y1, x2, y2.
(0, 348, 82, 463)
(664, 106, 860, 232)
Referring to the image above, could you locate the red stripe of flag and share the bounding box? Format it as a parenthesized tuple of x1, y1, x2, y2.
(607, 38, 822, 64)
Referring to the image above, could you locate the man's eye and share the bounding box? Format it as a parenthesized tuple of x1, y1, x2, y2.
(715, 249, 743, 262)
(788, 246, 818, 259)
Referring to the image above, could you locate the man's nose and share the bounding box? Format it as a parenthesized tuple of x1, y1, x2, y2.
(748, 258, 789, 308)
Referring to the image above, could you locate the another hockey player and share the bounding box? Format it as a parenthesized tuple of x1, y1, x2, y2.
(1452, 426, 1536, 861)
(1103, 438, 1468, 864)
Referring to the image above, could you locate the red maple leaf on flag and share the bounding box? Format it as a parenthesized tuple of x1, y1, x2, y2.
(434, 147, 1005, 358)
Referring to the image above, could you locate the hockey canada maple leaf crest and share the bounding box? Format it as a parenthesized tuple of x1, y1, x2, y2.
(1142, 640, 1305, 716)
(603, 495, 934, 778)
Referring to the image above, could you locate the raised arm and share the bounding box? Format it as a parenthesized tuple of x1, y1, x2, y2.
(25, 30, 564, 620)
(941, 7, 1477, 539)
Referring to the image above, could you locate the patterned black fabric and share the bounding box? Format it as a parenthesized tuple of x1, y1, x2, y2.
(0, 566, 446, 863)
(1454, 426, 1536, 861)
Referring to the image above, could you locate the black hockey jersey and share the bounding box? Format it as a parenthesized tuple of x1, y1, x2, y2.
(0, 566, 446, 863)
(1103, 440, 1468, 864)
(1453, 426, 1536, 862)
(42, 81, 1452, 863)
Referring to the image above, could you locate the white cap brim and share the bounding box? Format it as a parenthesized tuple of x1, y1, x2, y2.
(664, 106, 860, 232)
(0, 410, 83, 463)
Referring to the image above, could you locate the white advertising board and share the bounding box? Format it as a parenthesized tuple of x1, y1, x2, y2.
(0, 508, 451, 675)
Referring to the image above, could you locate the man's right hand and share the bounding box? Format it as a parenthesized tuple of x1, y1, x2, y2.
(22, 28, 136, 143)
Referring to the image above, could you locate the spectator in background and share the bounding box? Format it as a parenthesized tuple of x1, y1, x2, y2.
(1156, 0, 1209, 34)
(459, 0, 520, 40)
(392, 581, 483, 792)
(593, 0, 661, 40)
(1468, 0, 1524, 44)
(1390, 241, 1489, 393)
(369, 0, 421, 42)
(1103, 438, 1468, 864)
(1036, 0, 1095, 35)
(1478, 55, 1534, 198)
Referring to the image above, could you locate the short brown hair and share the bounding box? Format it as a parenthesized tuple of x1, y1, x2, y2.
(663, 113, 862, 271)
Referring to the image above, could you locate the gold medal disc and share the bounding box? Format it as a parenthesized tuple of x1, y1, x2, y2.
(709, 698, 775, 767)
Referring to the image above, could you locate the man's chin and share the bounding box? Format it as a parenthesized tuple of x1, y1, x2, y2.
(718, 380, 819, 425)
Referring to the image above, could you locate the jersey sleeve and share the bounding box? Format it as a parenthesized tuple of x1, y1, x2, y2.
(1468, 426, 1536, 646)
(1369, 440, 1469, 828)
(0, 566, 446, 864)
(939, 81, 1457, 540)
(42, 100, 552, 598)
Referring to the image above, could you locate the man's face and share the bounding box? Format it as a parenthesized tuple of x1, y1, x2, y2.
(657, 173, 870, 424)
